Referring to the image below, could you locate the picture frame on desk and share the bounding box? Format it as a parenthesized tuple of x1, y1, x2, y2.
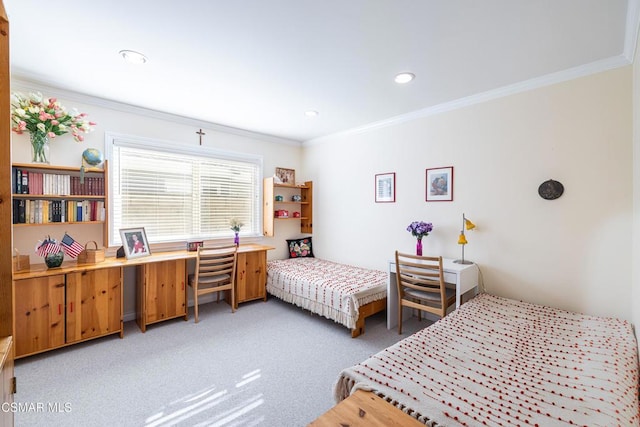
(187, 241, 203, 252)
(119, 227, 151, 259)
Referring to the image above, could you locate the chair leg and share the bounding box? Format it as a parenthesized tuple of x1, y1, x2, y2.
(194, 289, 199, 323)
(398, 303, 403, 334)
(231, 286, 236, 313)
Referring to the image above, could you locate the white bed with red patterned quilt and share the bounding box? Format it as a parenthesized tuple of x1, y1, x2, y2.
(334, 293, 640, 426)
(266, 257, 388, 337)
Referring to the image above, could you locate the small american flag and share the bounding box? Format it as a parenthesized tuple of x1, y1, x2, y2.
(60, 233, 84, 258)
(36, 238, 61, 257)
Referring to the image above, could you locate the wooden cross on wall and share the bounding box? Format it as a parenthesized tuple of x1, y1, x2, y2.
(196, 128, 206, 145)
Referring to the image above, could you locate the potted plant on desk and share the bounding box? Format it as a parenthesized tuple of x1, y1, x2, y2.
(230, 218, 244, 246)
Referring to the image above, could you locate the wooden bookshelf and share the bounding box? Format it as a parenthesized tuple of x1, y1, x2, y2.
(263, 177, 312, 236)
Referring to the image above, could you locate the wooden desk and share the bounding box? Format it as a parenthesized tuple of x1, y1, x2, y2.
(387, 258, 479, 329)
(11, 244, 274, 278)
(308, 390, 424, 427)
(133, 244, 274, 331)
(228, 244, 274, 308)
(12, 244, 274, 355)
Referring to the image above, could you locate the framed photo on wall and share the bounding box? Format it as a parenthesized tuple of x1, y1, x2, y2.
(375, 172, 396, 203)
(426, 166, 454, 201)
(119, 227, 151, 259)
(275, 167, 295, 185)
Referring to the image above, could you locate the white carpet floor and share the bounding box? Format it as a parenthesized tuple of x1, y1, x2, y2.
(14, 297, 427, 427)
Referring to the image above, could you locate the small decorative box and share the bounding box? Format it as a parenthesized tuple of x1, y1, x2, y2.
(12, 250, 30, 272)
(275, 210, 289, 218)
(293, 212, 301, 218)
(291, 195, 302, 202)
(187, 241, 204, 252)
(275, 195, 284, 201)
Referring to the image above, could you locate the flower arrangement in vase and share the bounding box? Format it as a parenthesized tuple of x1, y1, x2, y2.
(10, 92, 96, 164)
(230, 218, 244, 246)
(406, 221, 433, 256)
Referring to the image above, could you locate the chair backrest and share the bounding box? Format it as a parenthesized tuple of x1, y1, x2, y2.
(194, 245, 238, 286)
(395, 251, 446, 306)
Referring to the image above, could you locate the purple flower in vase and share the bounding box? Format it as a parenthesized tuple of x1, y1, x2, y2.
(406, 221, 433, 241)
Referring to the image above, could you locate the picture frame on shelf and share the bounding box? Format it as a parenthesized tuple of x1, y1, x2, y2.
(119, 227, 151, 259)
(275, 167, 295, 185)
(426, 166, 454, 202)
(375, 172, 396, 203)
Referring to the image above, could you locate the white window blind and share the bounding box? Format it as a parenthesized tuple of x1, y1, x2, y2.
(107, 134, 261, 247)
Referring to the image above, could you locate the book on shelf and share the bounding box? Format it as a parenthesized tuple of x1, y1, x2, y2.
(14, 169, 21, 194)
(67, 200, 74, 222)
(27, 200, 34, 223)
(12, 171, 102, 196)
(21, 170, 28, 194)
(36, 200, 43, 224)
(12, 199, 25, 224)
(11, 199, 87, 224)
(50, 200, 56, 223)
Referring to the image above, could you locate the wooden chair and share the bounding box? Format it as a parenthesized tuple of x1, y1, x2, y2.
(395, 251, 456, 334)
(188, 245, 238, 323)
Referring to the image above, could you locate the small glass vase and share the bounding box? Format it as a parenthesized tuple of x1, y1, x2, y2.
(30, 132, 50, 164)
(234, 232, 239, 247)
(416, 239, 423, 256)
(44, 251, 64, 268)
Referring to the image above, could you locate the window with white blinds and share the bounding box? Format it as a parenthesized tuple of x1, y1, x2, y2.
(107, 133, 262, 247)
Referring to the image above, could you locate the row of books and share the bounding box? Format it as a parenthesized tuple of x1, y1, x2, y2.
(13, 199, 106, 224)
(13, 170, 105, 196)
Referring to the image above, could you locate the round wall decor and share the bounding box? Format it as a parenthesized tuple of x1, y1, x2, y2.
(538, 179, 564, 200)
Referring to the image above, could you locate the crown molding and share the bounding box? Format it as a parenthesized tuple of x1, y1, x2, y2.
(304, 55, 631, 146)
(10, 74, 303, 147)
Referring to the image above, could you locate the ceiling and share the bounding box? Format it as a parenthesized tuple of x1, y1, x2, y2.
(4, 1, 636, 143)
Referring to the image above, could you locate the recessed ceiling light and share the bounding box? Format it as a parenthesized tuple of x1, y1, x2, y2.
(305, 110, 319, 117)
(394, 72, 415, 84)
(119, 50, 148, 65)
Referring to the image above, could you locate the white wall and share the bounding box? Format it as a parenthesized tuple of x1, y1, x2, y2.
(302, 67, 634, 321)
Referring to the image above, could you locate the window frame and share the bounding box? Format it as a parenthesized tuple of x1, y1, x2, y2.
(105, 132, 264, 250)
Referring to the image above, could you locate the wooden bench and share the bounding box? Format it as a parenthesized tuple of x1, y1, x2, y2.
(309, 390, 424, 426)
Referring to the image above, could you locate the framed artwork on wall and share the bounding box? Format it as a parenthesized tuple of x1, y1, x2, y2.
(275, 167, 295, 185)
(375, 172, 396, 203)
(119, 227, 151, 259)
(426, 166, 454, 201)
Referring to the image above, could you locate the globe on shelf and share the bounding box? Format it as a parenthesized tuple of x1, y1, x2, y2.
(80, 148, 104, 184)
(82, 148, 104, 167)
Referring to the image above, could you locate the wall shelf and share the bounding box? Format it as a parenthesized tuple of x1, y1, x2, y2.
(263, 177, 312, 236)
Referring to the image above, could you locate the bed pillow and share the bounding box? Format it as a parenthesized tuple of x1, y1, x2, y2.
(287, 237, 314, 258)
